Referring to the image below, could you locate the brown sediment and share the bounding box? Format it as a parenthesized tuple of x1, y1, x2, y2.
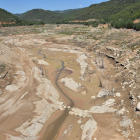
(1, 25, 140, 140)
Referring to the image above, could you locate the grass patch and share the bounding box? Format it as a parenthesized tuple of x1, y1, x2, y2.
(0, 64, 6, 74)
(98, 41, 105, 45)
(129, 58, 134, 61)
(59, 31, 72, 35)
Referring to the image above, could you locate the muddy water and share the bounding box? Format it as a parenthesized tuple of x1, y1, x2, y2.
(38, 50, 74, 140)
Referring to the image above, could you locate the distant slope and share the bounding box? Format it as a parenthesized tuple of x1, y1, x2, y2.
(0, 8, 19, 22)
(19, 9, 63, 23)
(14, 14, 22, 17)
(110, 1, 140, 21)
(54, 8, 81, 13)
(62, 0, 140, 21)
(17, 0, 140, 23)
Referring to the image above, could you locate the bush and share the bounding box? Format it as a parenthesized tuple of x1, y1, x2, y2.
(133, 23, 140, 31)
(92, 21, 98, 27)
(99, 19, 106, 24)
(111, 20, 134, 29)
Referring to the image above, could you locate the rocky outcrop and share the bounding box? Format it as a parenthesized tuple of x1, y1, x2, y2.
(119, 117, 134, 138)
(81, 118, 97, 140)
(76, 54, 88, 81)
(59, 77, 86, 94)
(97, 89, 113, 98)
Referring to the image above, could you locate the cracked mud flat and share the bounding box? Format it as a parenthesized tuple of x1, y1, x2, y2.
(0, 25, 140, 140)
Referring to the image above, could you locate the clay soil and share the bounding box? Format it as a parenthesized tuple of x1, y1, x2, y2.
(0, 24, 140, 140)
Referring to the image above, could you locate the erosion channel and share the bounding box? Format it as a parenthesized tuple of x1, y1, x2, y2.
(38, 50, 74, 140)
(1, 25, 140, 140)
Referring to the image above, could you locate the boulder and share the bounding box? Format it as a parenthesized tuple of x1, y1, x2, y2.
(117, 107, 125, 116)
(97, 89, 110, 98)
(136, 102, 140, 111)
(91, 96, 96, 99)
(116, 92, 121, 97)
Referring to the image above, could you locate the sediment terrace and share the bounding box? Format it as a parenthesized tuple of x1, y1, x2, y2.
(0, 24, 140, 140)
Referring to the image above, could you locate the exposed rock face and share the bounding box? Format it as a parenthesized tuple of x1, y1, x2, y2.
(120, 117, 133, 129)
(119, 117, 133, 138)
(81, 118, 97, 140)
(94, 56, 105, 69)
(90, 106, 117, 113)
(90, 99, 117, 113)
(37, 59, 50, 65)
(116, 92, 121, 97)
(69, 108, 90, 117)
(61, 125, 73, 138)
(5, 69, 26, 92)
(15, 67, 64, 137)
(70, 99, 117, 117)
(5, 85, 20, 92)
(116, 107, 125, 116)
(59, 77, 86, 94)
(97, 89, 112, 98)
(102, 99, 115, 107)
(91, 96, 96, 99)
(136, 102, 140, 111)
(76, 54, 88, 81)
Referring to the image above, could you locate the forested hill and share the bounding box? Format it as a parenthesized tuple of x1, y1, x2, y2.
(18, 0, 140, 23)
(61, 0, 140, 21)
(1, 0, 140, 25)
(110, 1, 140, 21)
(19, 9, 63, 23)
(0, 8, 45, 27)
(0, 8, 19, 22)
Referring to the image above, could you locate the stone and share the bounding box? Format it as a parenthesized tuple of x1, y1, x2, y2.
(59, 77, 83, 93)
(102, 99, 115, 107)
(76, 54, 88, 81)
(117, 107, 125, 116)
(5, 85, 20, 92)
(137, 96, 140, 99)
(81, 90, 86, 95)
(119, 118, 133, 129)
(81, 118, 97, 140)
(97, 89, 110, 98)
(116, 92, 121, 97)
(136, 102, 140, 111)
(77, 119, 81, 124)
(91, 96, 96, 99)
(37, 60, 50, 65)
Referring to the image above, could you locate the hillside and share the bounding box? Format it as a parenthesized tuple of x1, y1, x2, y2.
(110, 1, 140, 21)
(18, 0, 140, 23)
(62, 0, 140, 21)
(0, 8, 19, 22)
(14, 14, 22, 17)
(0, 8, 45, 27)
(54, 8, 81, 13)
(19, 9, 63, 23)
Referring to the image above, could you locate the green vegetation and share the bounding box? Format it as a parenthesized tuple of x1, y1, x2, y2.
(1, 0, 140, 29)
(0, 64, 6, 74)
(19, 9, 63, 23)
(16, 0, 140, 24)
(0, 8, 18, 22)
(56, 0, 140, 23)
(111, 20, 140, 31)
(0, 8, 45, 27)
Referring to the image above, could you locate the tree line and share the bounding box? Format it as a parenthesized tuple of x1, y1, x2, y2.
(1, 19, 45, 27)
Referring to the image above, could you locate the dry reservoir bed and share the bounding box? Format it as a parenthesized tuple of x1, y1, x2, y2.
(0, 25, 140, 140)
